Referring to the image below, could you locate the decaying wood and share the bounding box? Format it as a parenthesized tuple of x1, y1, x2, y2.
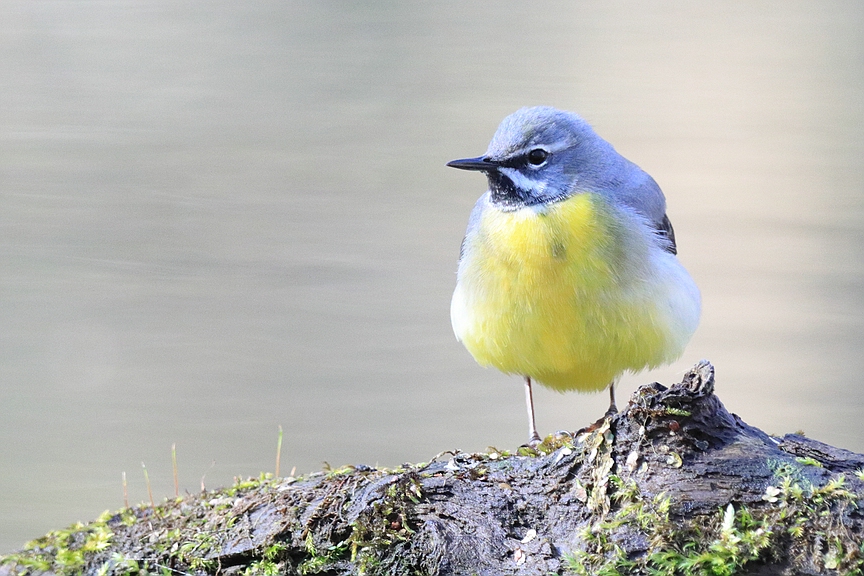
(2, 361, 863, 575)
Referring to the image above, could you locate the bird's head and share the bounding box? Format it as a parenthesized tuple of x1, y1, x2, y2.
(448, 106, 620, 210)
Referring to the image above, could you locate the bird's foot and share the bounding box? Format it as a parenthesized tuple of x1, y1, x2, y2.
(522, 433, 542, 449)
(574, 412, 614, 438)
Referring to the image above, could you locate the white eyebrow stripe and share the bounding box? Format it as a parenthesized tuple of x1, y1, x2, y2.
(499, 167, 547, 195)
(511, 139, 571, 156)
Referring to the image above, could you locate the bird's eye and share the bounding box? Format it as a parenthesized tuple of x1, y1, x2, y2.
(527, 149, 549, 166)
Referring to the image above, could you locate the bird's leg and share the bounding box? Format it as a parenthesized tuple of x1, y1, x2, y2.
(575, 381, 619, 437)
(524, 376, 541, 446)
(605, 381, 618, 417)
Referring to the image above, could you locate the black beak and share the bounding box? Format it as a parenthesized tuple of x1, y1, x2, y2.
(446, 156, 500, 172)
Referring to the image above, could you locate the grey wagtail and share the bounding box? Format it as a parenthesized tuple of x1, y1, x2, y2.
(448, 106, 700, 444)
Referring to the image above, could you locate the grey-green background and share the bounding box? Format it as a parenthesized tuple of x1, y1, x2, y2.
(2, 1, 863, 552)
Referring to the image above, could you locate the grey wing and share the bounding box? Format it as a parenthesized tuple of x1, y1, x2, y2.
(607, 159, 677, 254)
(656, 213, 677, 255)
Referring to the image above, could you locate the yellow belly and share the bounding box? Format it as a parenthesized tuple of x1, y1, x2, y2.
(452, 193, 681, 392)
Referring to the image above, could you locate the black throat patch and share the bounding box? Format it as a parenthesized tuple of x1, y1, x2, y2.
(487, 170, 532, 209)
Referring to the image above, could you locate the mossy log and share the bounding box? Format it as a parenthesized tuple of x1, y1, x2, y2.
(3, 361, 864, 576)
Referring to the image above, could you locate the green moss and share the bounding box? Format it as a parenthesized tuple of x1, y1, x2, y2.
(0, 511, 115, 576)
(175, 530, 217, 570)
(297, 535, 350, 574)
(239, 542, 291, 575)
(94, 553, 140, 576)
(226, 471, 276, 496)
(244, 557, 283, 576)
(566, 472, 864, 575)
(346, 474, 422, 574)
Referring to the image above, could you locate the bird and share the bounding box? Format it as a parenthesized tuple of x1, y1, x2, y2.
(447, 106, 701, 445)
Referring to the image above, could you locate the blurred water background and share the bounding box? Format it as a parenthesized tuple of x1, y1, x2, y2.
(1, 1, 863, 552)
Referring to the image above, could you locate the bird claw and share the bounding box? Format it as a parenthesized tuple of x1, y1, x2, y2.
(574, 413, 613, 437)
(522, 434, 542, 448)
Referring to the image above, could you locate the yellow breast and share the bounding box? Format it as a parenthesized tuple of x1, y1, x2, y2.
(451, 192, 683, 391)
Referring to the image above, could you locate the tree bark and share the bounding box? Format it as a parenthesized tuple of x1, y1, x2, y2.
(2, 361, 863, 576)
